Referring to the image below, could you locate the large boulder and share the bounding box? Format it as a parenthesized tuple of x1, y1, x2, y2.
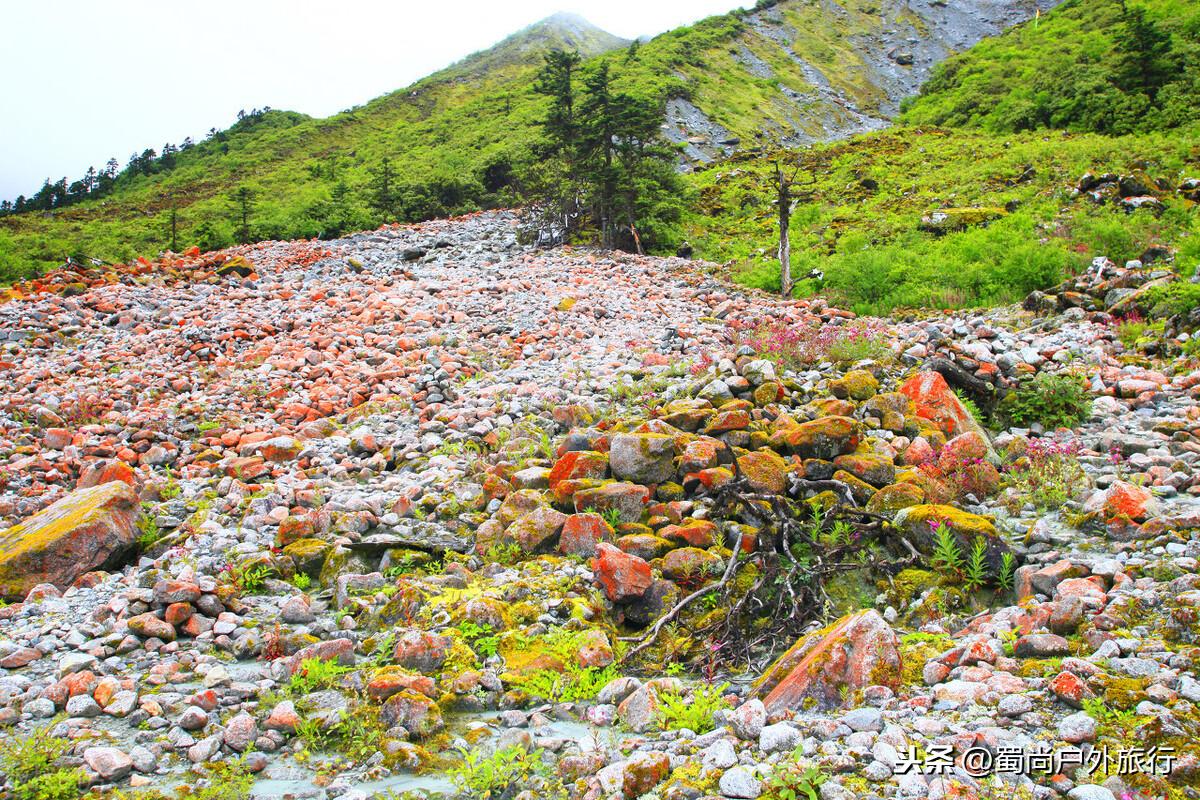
(899, 371, 993, 453)
(754, 609, 901, 713)
(609, 433, 677, 484)
(0, 482, 140, 599)
(594, 543, 653, 602)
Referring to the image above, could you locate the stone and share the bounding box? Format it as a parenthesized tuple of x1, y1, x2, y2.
(223, 712, 258, 752)
(754, 609, 901, 713)
(729, 698, 766, 740)
(609, 433, 677, 484)
(1059, 711, 1097, 743)
(380, 690, 444, 737)
(719, 766, 763, 799)
(0, 481, 140, 599)
(506, 506, 568, 553)
(893, 504, 1014, 579)
(597, 751, 671, 798)
(84, 746, 134, 781)
(770, 416, 862, 460)
(1084, 481, 1161, 521)
(558, 513, 615, 557)
(899, 370, 992, 446)
(594, 543, 653, 602)
(1014, 633, 1070, 658)
(759, 722, 802, 754)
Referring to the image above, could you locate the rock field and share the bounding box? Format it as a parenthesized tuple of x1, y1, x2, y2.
(0, 211, 1197, 800)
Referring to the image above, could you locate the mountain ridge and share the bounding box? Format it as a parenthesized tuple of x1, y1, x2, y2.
(1, 0, 1059, 274)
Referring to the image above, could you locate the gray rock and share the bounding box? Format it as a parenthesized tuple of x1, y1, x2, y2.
(1067, 787, 1117, 800)
(729, 698, 765, 740)
(66, 694, 102, 718)
(759, 722, 802, 754)
(841, 707, 883, 732)
(1058, 712, 1097, 743)
(84, 746, 133, 781)
(719, 766, 763, 799)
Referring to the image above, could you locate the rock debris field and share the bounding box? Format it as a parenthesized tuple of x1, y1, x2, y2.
(0, 211, 1198, 800)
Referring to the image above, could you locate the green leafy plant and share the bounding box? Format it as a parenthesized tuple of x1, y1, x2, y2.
(0, 727, 84, 800)
(928, 518, 963, 578)
(997, 551, 1017, 594)
(762, 755, 827, 800)
(451, 746, 563, 799)
(288, 657, 352, 695)
(457, 621, 500, 659)
(963, 537, 988, 592)
(511, 665, 619, 703)
(655, 682, 731, 734)
(291, 572, 311, 591)
(996, 372, 1090, 430)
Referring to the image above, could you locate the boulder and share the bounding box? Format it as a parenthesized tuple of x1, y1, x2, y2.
(893, 504, 1015, 581)
(594, 543, 653, 602)
(506, 507, 568, 553)
(0, 482, 140, 599)
(609, 433, 677, 484)
(770, 416, 862, 460)
(1083, 481, 1161, 522)
(898, 371, 993, 452)
(754, 609, 901, 713)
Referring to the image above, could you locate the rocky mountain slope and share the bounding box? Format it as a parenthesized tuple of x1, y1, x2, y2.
(1, 213, 1197, 800)
(0, 0, 1060, 276)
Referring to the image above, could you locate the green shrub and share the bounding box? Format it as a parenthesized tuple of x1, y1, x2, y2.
(0, 728, 84, 800)
(451, 746, 563, 798)
(1142, 282, 1200, 320)
(655, 682, 731, 733)
(996, 372, 1091, 430)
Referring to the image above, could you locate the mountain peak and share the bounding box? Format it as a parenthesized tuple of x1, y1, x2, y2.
(434, 11, 628, 81)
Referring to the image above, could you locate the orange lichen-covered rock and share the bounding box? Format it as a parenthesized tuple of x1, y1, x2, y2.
(0, 481, 140, 600)
(547, 450, 609, 488)
(899, 371, 992, 446)
(594, 542, 653, 602)
(736, 449, 789, 494)
(1084, 480, 1161, 522)
(754, 609, 901, 713)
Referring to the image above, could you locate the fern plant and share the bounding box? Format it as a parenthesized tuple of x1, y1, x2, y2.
(928, 519, 963, 578)
(963, 537, 988, 592)
(997, 551, 1017, 594)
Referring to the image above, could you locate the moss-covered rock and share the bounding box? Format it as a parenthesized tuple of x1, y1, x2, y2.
(0, 481, 140, 599)
(769, 416, 862, 460)
(866, 483, 925, 514)
(829, 370, 879, 401)
(893, 504, 1015, 581)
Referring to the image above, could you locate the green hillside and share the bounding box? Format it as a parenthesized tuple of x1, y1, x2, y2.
(901, 0, 1200, 134)
(0, 0, 1052, 279)
(683, 125, 1200, 315)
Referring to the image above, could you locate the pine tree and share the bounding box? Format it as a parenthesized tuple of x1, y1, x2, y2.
(368, 157, 397, 222)
(231, 186, 255, 244)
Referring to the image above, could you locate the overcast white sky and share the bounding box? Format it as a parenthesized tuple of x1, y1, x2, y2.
(0, 0, 753, 199)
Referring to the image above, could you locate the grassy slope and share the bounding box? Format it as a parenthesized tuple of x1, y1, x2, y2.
(899, 0, 1200, 131)
(684, 126, 1199, 314)
(1, 0, 1001, 277)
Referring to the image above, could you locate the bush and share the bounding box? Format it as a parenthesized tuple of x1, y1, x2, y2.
(996, 372, 1091, 430)
(0, 728, 84, 800)
(1142, 282, 1200, 320)
(739, 319, 891, 370)
(655, 682, 731, 733)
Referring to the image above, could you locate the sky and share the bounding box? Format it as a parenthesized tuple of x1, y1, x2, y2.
(0, 0, 753, 199)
